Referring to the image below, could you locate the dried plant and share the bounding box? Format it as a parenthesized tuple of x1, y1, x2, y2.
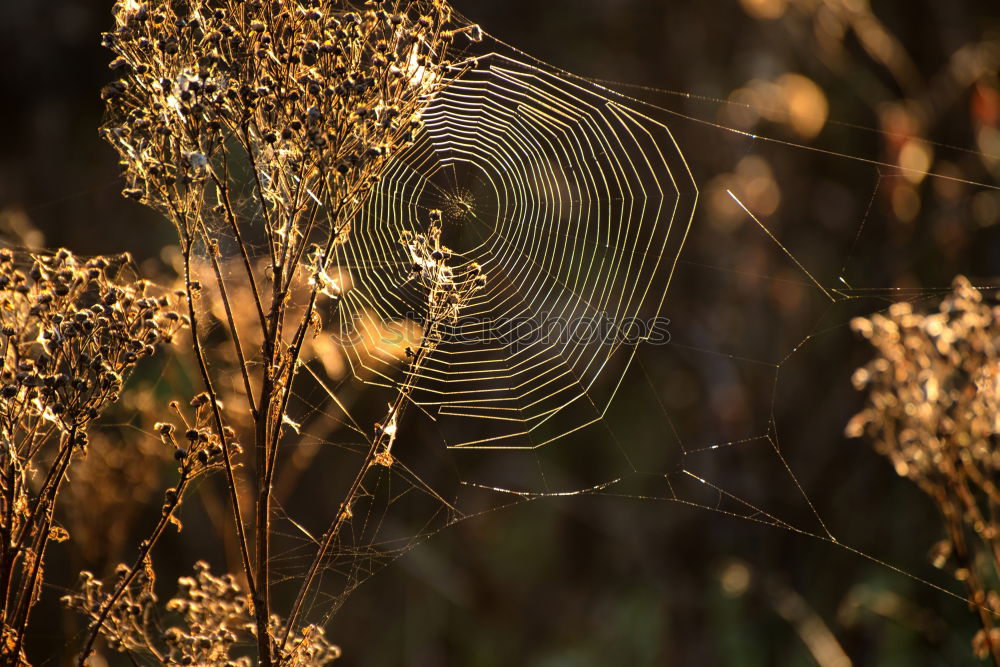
(847, 276, 1000, 664)
(65, 561, 340, 666)
(70, 0, 479, 664)
(0, 247, 184, 663)
(2, 0, 988, 663)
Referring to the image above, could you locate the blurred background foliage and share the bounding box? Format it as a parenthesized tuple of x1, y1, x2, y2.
(2, 0, 1000, 664)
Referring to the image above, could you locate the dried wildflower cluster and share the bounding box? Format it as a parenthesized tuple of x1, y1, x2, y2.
(65, 566, 160, 658)
(82, 1, 483, 663)
(401, 208, 486, 325)
(65, 561, 340, 665)
(847, 276, 1000, 663)
(0, 249, 184, 440)
(64, 394, 248, 666)
(156, 392, 243, 476)
(0, 247, 184, 663)
(846, 276, 1000, 487)
(100, 0, 471, 241)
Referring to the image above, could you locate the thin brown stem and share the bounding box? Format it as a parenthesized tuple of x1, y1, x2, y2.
(281, 307, 439, 647)
(196, 218, 260, 421)
(11, 429, 75, 663)
(210, 168, 268, 335)
(77, 469, 192, 666)
(177, 225, 256, 600)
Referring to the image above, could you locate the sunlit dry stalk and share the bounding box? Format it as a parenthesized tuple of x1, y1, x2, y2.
(279, 208, 486, 652)
(76, 393, 244, 662)
(0, 248, 184, 664)
(847, 276, 1000, 664)
(89, 0, 477, 663)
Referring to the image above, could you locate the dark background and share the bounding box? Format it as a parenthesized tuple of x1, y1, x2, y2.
(3, 0, 1000, 665)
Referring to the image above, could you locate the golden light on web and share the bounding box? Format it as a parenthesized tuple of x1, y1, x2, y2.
(350, 310, 424, 365)
(305, 334, 346, 380)
(977, 125, 1000, 171)
(726, 86, 763, 129)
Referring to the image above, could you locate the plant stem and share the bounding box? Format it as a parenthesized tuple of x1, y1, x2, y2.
(77, 469, 192, 665)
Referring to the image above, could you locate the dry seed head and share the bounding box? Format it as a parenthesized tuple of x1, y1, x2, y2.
(848, 276, 1000, 602)
(101, 0, 465, 247)
(0, 248, 185, 440)
(66, 561, 339, 665)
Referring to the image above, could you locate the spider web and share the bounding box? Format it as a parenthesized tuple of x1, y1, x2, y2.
(220, 25, 999, 658)
(336, 51, 693, 453)
(11, 1, 994, 662)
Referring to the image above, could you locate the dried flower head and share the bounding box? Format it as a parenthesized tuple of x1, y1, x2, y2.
(64, 561, 341, 665)
(847, 275, 1000, 662)
(0, 249, 185, 440)
(847, 276, 1000, 485)
(155, 392, 243, 476)
(63, 566, 159, 657)
(0, 247, 184, 664)
(100, 0, 464, 244)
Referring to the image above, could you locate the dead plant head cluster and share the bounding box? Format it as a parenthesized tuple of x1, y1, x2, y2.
(55, 1, 481, 665)
(847, 276, 1000, 661)
(0, 247, 185, 663)
(0, 249, 184, 441)
(0, 0, 993, 663)
(100, 0, 468, 249)
(64, 561, 340, 666)
(847, 276, 1000, 491)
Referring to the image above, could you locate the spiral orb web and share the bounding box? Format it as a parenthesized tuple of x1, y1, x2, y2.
(334, 52, 696, 461)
